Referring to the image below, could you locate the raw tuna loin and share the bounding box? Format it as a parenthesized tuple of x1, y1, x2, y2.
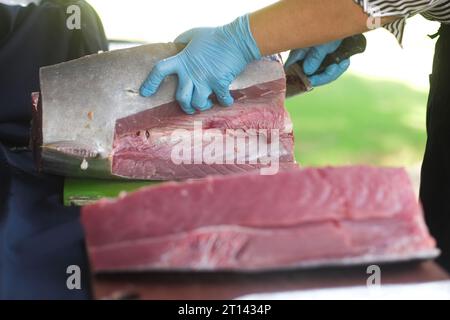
(32, 44, 295, 180)
(81, 166, 438, 273)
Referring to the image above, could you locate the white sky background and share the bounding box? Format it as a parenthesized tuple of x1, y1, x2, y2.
(88, 0, 440, 91)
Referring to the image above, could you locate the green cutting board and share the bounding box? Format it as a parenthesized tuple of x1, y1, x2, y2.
(64, 178, 161, 206)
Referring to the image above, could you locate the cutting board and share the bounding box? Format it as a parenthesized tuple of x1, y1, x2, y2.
(64, 178, 160, 206)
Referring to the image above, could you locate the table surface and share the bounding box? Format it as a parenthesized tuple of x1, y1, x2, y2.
(93, 261, 450, 300)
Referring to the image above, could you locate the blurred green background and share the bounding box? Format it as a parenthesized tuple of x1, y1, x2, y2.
(286, 74, 428, 166)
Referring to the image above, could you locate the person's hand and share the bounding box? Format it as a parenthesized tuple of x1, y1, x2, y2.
(140, 15, 261, 114)
(285, 40, 350, 87)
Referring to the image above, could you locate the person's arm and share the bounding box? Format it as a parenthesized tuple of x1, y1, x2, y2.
(140, 0, 400, 114)
(251, 0, 397, 56)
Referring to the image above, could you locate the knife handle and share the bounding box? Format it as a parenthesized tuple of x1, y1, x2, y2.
(309, 34, 367, 76)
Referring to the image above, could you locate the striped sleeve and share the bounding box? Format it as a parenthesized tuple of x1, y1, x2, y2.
(353, 0, 450, 45)
(422, 1, 450, 23)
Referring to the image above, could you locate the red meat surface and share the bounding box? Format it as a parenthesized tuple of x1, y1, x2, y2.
(82, 166, 437, 273)
(112, 78, 295, 180)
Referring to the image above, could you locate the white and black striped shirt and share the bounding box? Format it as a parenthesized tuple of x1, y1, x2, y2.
(354, 0, 450, 44)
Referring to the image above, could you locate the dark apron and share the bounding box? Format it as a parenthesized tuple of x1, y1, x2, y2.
(420, 23, 450, 272)
(0, 0, 107, 299)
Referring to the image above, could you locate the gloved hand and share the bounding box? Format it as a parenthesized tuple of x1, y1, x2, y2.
(285, 40, 350, 87)
(140, 14, 261, 114)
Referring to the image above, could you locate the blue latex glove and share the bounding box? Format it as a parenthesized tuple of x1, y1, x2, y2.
(140, 15, 261, 114)
(285, 40, 350, 87)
